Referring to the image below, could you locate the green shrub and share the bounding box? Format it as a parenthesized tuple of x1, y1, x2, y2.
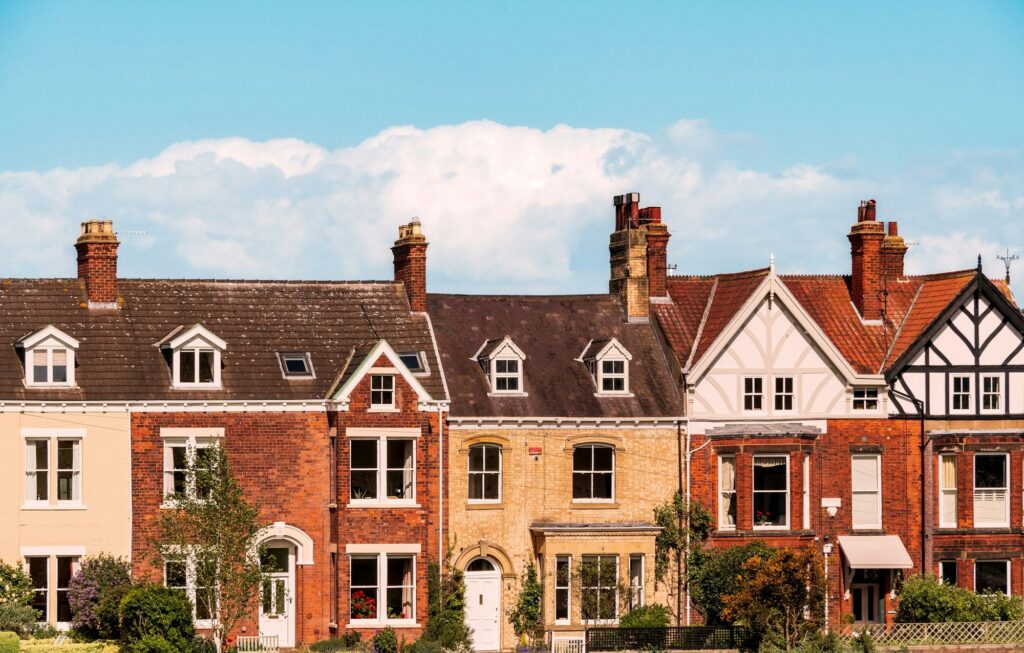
(897, 574, 1024, 623)
(0, 631, 17, 653)
(508, 562, 543, 643)
(422, 562, 471, 650)
(118, 585, 194, 650)
(689, 541, 774, 625)
(0, 560, 34, 607)
(68, 554, 133, 640)
(0, 602, 40, 636)
(373, 627, 398, 653)
(406, 638, 444, 653)
(619, 603, 671, 628)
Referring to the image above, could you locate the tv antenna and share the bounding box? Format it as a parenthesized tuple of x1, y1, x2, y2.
(997, 249, 1019, 285)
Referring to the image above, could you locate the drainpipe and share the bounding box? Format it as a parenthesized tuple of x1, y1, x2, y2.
(682, 419, 689, 627)
(677, 419, 684, 627)
(438, 403, 445, 565)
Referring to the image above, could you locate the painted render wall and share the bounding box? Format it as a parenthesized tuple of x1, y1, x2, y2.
(0, 411, 132, 624)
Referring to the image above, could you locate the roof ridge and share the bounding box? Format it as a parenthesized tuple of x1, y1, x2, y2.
(427, 293, 615, 300)
(668, 266, 771, 282)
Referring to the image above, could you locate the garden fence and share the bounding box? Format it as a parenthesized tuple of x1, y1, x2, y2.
(236, 635, 280, 652)
(839, 620, 1024, 646)
(585, 626, 751, 651)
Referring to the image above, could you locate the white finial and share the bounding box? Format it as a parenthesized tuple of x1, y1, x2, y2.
(770, 253, 775, 273)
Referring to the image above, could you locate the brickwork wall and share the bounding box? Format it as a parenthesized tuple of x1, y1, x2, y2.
(336, 353, 443, 640)
(131, 410, 332, 647)
(688, 418, 921, 627)
(448, 426, 681, 650)
(75, 241, 119, 304)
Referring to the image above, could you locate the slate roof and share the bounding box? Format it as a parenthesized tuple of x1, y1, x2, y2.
(0, 279, 446, 401)
(425, 294, 683, 418)
(657, 268, 1015, 377)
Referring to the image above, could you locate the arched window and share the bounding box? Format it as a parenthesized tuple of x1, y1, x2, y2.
(468, 444, 502, 502)
(572, 444, 614, 502)
(466, 558, 496, 573)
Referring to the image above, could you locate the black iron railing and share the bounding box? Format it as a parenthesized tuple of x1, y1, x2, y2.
(586, 626, 752, 651)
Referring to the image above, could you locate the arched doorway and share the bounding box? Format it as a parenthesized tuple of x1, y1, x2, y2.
(259, 540, 296, 647)
(464, 557, 501, 651)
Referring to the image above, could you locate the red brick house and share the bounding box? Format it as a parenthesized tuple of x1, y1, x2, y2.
(7, 219, 449, 648)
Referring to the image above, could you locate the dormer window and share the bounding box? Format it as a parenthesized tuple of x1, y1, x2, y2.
(398, 352, 428, 375)
(157, 325, 226, 389)
(578, 338, 632, 396)
(472, 337, 527, 396)
(18, 326, 79, 388)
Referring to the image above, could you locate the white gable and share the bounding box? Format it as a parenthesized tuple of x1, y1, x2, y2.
(331, 339, 434, 410)
(19, 325, 80, 351)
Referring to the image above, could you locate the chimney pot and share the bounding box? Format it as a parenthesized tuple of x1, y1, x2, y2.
(887, 221, 898, 236)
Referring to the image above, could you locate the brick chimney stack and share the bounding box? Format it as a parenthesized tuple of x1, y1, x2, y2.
(848, 200, 885, 320)
(881, 220, 908, 279)
(75, 219, 120, 308)
(609, 193, 669, 319)
(393, 218, 429, 313)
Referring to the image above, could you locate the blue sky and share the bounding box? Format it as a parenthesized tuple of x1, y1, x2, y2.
(0, 1, 1022, 291)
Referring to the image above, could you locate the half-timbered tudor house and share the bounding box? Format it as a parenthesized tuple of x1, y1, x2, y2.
(3, 219, 449, 648)
(426, 199, 685, 651)
(883, 265, 1023, 597)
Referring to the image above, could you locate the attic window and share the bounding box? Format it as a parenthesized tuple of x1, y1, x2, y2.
(398, 352, 425, 373)
(473, 337, 527, 396)
(279, 353, 314, 378)
(158, 325, 226, 389)
(19, 326, 79, 388)
(578, 338, 632, 396)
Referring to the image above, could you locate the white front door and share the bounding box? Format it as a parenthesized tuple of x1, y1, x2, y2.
(465, 559, 501, 651)
(259, 544, 295, 647)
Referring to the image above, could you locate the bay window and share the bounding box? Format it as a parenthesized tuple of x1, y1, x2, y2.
(851, 454, 881, 529)
(939, 454, 957, 528)
(973, 453, 1008, 527)
(719, 455, 737, 529)
(752, 455, 788, 529)
(580, 555, 618, 623)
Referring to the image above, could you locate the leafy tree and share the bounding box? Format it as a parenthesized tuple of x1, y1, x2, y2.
(0, 560, 34, 606)
(688, 541, 773, 625)
(151, 443, 265, 651)
(508, 561, 543, 646)
(68, 553, 134, 639)
(896, 574, 1024, 623)
(422, 559, 471, 649)
(721, 544, 826, 650)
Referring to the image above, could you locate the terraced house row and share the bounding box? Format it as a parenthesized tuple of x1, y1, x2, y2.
(2, 195, 1022, 650)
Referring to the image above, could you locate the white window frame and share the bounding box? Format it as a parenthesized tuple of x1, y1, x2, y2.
(851, 454, 882, 530)
(596, 357, 630, 395)
(852, 387, 880, 411)
(950, 375, 972, 414)
(164, 554, 215, 628)
(773, 376, 795, 412)
(467, 443, 502, 504)
(974, 560, 1011, 596)
(369, 374, 396, 410)
(752, 454, 789, 530)
(973, 452, 1009, 528)
(161, 434, 219, 505)
(628, 554, 645, 610)
(572, 444, 615, 503)
(491, 357, 522, 394)
(348, 434, 417, 507)
(347, 552, 417, 627)
(173, 348, 220, 388)
(939, 454, 957, 529)
(22, 431, 86, 510)
(554, 555, 571, 625)
(580, 554, 619, 625)
(718, 455, 737, 531)
(22, 551, 84, 628)
(743, 376, 765, 413)
(21, 326, 79, 389)
(981, 374, 1002, 414)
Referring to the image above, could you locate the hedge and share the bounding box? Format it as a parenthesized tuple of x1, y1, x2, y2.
(19, 643, 120, 653)
(0, 631, 17, 653)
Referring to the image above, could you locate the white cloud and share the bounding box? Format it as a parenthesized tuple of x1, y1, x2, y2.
(0, 120, 1021, 292)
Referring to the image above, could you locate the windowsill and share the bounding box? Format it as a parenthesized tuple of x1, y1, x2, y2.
(346, 620, 420, 629)
(752, 525, 790, 531)
(25, 384, 76, 389)
(570, 501, 619, 510)
(466, 502, 503, 510)
(851, 527, 885, 533)
(487, 391, 528, 397)
(594, 392, 634, 398)
(21, 503, 87, 511)
(367, 407, 400, 413)
(172, 383, 222, 390)
(974, 523, 1011, 529)
(348, 500, 420, 509)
